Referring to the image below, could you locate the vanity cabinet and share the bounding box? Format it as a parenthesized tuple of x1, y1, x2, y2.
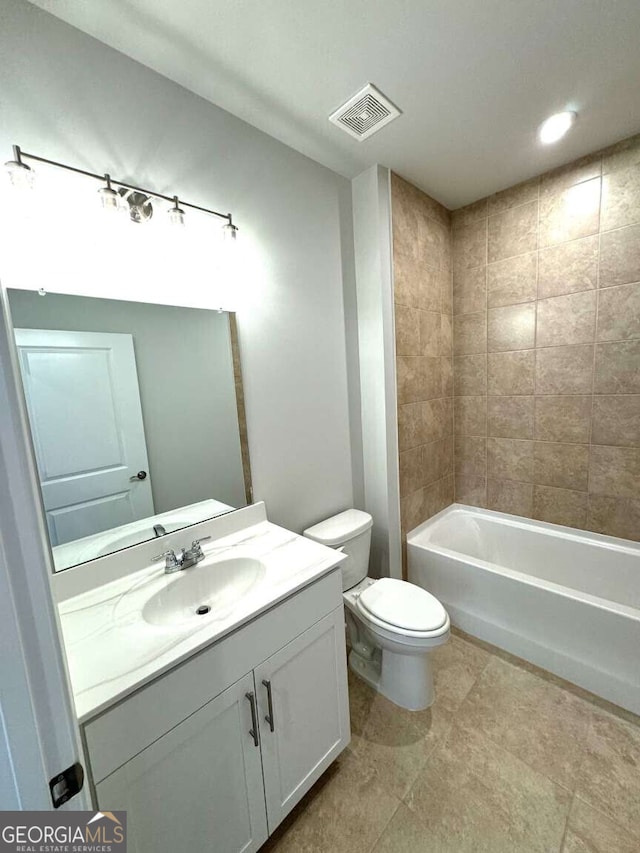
(95, 672, 268, 853)
(84, 570, 349, 853)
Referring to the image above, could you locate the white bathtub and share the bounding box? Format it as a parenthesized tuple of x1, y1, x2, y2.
(407, 504, 640, 715)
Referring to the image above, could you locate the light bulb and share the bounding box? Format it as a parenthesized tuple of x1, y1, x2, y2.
(168, 197, 185, 227)
(222, 221, 238, 241)
(98, 186, 119, 211)
(539, 111, 577, 145)
(5, 159, 35, 189)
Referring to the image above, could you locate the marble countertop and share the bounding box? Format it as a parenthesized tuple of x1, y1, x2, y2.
(58, 517, 345, 723)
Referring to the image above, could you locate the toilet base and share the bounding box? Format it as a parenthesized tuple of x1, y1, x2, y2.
(348, 645, 435, 711)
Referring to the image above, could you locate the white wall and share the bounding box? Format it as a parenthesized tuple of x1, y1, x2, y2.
(0, 0, 358, 533)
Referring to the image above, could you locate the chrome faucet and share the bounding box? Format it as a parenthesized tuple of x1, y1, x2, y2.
(153, 537, 211, 574)
(153, 524, 167, 537)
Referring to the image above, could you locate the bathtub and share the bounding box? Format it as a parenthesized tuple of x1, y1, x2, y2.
(407, 504, 640, 715)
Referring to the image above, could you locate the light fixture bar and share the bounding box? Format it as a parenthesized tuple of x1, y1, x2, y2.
(11, 145, 235, 226)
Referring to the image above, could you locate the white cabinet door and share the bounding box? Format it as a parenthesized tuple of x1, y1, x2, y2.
(255, 607, 350, 832)
(14, 328, 154, 545)
(95, 672, 268, 853)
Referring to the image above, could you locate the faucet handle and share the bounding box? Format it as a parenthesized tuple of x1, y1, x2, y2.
(189, 536, 211, 559)
(153, 549, 180, 569)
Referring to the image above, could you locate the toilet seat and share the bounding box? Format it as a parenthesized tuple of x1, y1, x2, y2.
(356, 577, 448, 638)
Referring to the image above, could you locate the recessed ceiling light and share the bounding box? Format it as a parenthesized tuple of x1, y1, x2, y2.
(538, 111, 577, 145)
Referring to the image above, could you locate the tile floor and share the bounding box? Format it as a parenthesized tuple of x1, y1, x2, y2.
(262, 630, 640, 853)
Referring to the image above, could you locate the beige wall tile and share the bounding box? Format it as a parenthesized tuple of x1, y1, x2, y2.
(588, 495, 640, 541)
(398, 401, 425, 451)
(487, 437, 534, 482)
(488, 201, 538, 263)
(395, 305, 420, 355)
(591, 395, 640, 447)
(454, 354, 487, 396)
(453, 266, 486, 315)
(599, 223, 640, 288)
(454, 475, 487, 506)
(400, 446, 424, 496)
(593, 341, 640, 394)
(397, 355, 421, 403)
(452, 198, 487, 229)
(536, 291, 596, 348)
(441, 355, 454, 397)
(537, 235, 599, 299)
(453, 219, 487, 270)
(601, 133, 640, 174)
(454, 396, 487, 436)
(487, 479, 533, 516)
(417, 263, 447, 312)
(539, 155, 602, 197)
(488, 350, 536, 395)
(420, 357, 444, 400)
(487, 178, 539, 216)
(589, 445, 640, 498)
(486, 252, 537, 308)
(440, 314, 453, 355)
(453, 312, 487, 355)
(534, 441, 589, 490)
(487, 396, 534, 439)
(393, 256, 421, 307)
(538, 178, 601, 248)
(533, 486, 588, 529)
(419, 310, 441, 356)
(488, 303, 536, 352)
(534, 396, 592, 443)
(601, 166, 640, 231)
(425, 439, 452, 485)
(454, 435, 487, 476)
(597, 282, 640, 342)
(535, 344, 594, 394)
(401, 487, 424, 534)
(423, 397, 453, 443)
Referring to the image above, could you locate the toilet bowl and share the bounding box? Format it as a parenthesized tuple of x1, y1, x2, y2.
(303, 509, 449, 711)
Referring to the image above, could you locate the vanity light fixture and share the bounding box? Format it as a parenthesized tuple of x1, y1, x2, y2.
(168, 196, 185, 227)
(538, 111, 577, 145)
(4, 145, 34, 189)
(4, 144, 239, 238)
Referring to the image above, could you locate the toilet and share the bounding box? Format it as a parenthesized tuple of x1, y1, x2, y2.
(303, 509, 450, 711)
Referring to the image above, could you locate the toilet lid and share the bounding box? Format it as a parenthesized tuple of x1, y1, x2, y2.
(357, 578, 447, 632)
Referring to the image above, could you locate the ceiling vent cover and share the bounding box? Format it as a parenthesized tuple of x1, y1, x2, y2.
(329, 83, 401, 141)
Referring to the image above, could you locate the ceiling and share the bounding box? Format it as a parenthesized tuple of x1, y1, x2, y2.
(28, 0, 640, 208)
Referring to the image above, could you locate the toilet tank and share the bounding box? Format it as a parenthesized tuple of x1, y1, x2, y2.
(303, 509, 373, 592)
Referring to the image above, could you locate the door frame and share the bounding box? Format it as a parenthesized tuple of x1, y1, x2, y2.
(0, 283, 88, 809)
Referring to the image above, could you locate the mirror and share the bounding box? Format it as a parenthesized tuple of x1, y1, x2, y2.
(7, 289, 251, 572)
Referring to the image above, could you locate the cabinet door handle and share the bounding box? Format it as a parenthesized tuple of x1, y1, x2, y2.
(245, 692, 259, 747)
(262, 679, 275, 732)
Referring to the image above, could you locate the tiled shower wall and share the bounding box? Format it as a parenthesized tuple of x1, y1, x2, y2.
(451, 134, 640, 541)
(391, 175, 454, 554)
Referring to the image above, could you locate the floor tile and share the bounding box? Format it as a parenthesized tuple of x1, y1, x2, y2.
(456, 656, 593, 789)
(575, 709, 640, 841)
(370, 802, 439, 853)
(430, 632, 491, 714)
(354, 692, 452, 800)
(263, 750, 400, 853)
(562, 797, 639, 853)
(405, 723, 571, 852)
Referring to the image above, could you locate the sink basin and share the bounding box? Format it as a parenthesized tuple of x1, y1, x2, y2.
(142, 557, 266, 627)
